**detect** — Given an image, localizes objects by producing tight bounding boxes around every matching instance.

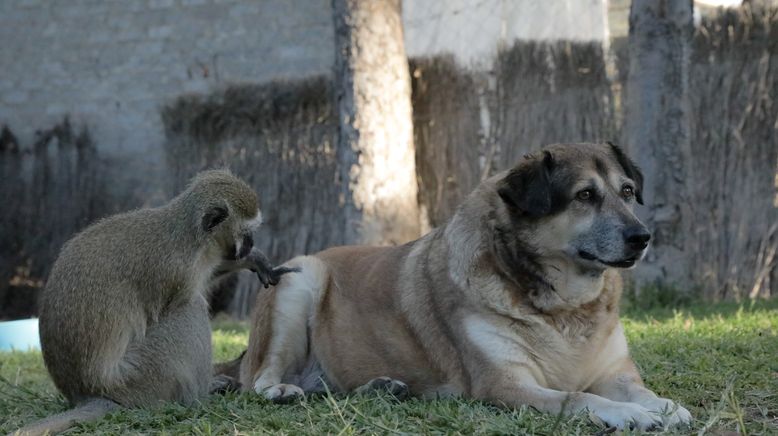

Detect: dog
[233,142,692,430]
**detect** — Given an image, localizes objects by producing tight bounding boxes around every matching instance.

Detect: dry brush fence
[161,77,344,263]
[686,5,778,299]
[0,120,139,318]
[411,41,616,228]
[410,55,484,227]
[492,41,617,168]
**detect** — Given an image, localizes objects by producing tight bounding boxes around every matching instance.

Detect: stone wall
[0,0,334,162]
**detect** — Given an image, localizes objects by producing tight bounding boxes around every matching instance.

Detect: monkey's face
[201,204,263,261]
[232,210,263,260]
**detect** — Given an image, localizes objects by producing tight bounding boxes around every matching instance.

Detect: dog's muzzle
[623,225,651,252]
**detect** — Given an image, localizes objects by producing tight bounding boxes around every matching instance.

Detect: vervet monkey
[13,170,292,435]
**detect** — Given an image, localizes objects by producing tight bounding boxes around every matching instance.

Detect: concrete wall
[0,0,334,158]
[0,0,607,163]
[404,0,608,66]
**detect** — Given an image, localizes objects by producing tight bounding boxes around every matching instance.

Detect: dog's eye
[622,185,634,199]
[576,189,593,201]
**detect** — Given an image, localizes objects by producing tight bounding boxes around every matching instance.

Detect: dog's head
[496,142,649,272]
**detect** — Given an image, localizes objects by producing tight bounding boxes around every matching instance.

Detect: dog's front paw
[591,402,662,431]
[355,376,409,400]
[644,397,693,428]
[255,382,304,404]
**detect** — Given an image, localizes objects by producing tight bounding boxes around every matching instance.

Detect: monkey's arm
[213,247,298,288]
[242,247,299,288]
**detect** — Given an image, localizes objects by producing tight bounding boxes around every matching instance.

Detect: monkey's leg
[109,297,212,407]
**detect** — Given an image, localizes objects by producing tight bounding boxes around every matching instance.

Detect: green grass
[2,300,776,435]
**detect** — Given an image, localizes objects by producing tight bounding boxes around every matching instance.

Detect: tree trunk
[332,0,421,245]
[625,0,694,288]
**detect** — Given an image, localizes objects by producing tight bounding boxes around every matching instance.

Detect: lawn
[2,299,776,435]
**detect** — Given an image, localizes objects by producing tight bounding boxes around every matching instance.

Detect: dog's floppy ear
[607,141,644,205]
[498,151,564,218]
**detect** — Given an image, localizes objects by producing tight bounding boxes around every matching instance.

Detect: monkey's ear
[607,141,644,205]
[202,206,229,232]
[497,151,564,218]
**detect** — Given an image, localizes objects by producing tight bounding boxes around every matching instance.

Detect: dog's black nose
[624,226,651,250]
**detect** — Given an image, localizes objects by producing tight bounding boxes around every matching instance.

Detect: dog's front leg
[241,256,326,403]
[587,357,692,428]
[474,369,663,430]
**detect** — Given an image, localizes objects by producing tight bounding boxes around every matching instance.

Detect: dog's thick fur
[235,143,692,430]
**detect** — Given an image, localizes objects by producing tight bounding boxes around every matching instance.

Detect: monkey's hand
[246,248,300,288]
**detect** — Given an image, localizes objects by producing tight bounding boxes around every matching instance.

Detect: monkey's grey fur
[13,170,290,435]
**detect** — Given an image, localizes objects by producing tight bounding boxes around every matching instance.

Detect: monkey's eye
[622,185,634,200]
[576,189,594,201]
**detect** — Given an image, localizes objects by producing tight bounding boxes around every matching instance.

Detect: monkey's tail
[10,397,118,436]
[213,350,246,381]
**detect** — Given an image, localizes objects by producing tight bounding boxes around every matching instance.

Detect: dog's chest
[464,311,623,392]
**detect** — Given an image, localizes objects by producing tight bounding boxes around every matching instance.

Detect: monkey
[12,170,294,435]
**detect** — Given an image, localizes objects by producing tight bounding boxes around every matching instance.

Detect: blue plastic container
[0,318,41,351]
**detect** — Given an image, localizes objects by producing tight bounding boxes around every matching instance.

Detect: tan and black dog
[234,142,692,430]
